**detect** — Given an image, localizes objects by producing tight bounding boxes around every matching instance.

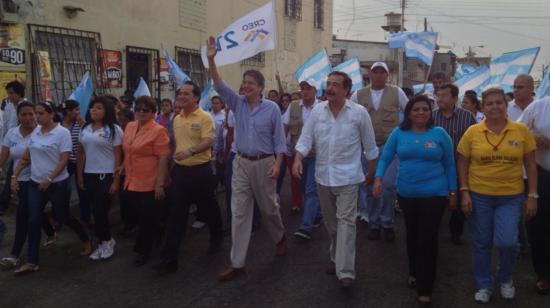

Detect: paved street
[0,184,547,308]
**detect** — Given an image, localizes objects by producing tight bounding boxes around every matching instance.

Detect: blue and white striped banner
[163,48,190,87]
[454,63,477,80]
[388,32,438,65]
[535,64,550,99]
[134,77,151,97]
[295,49,332,91]
[454,64,491,96]
[487,47,540,92]
[69,71,94,116]
[332,57,363,92]
[412,83,434,95]
[199,79,218,111]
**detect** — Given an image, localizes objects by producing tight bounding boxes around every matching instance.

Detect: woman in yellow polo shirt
[457,87,538,304]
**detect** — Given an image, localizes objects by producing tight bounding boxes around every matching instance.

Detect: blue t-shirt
[375,126,457,198]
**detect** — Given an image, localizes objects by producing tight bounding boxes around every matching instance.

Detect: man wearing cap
[294,71,378,288]
[283,79,321,240]
[351,61,408,242]
[206,36,288,282]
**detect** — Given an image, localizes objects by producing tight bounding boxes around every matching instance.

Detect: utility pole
[424,17,427,32]
[398,0,406,87]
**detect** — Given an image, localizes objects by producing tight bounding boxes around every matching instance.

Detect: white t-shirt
[3,125,31,181]
[79,124,123,174]
[518,97,550,171]
[507,99,530,121]
[29,124,72,183]
[350,87,409,111]
[281,99,319,126]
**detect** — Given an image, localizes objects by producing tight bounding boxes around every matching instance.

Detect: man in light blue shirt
[206,36,287,282]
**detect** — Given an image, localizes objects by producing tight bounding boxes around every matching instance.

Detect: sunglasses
[135,107,151,113]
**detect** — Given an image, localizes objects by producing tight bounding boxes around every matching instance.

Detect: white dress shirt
[507,99,531,121]
[295,100,379,187]
[518,97,550,171]
[281,99,320,125]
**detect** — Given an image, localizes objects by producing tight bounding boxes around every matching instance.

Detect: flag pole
[422,61,433,92]
[527,47,541,75]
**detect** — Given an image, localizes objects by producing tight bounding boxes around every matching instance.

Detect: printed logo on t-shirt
[191,123,201,130]
[424,141,437,149]
[508,139,521,148]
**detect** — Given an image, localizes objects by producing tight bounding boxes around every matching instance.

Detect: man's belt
[238,152,274,161]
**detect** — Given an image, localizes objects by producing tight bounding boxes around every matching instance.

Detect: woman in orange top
[122,96,169,266]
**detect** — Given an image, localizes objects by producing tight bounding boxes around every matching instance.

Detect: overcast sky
[333,0,550,79]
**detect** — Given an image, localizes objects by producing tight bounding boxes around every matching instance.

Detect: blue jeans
[358,154,369,218]
[297,157,321,232]
[366,145,398,229]
[469,192,523,290]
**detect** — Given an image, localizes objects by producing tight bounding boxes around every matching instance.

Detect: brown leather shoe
[325,262,336,275]
[218,267,246,281]
[275,235,288,256]
[340,278,354,288]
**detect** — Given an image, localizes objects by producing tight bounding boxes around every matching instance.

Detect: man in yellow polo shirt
[154,81,223,274]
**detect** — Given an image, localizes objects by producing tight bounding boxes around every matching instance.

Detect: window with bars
[285,0,302,21]
[175,47,206,88]
[241,52,265,67]
[314,0,324,29]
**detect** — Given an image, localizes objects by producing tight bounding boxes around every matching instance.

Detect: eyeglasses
[135,107,151,113]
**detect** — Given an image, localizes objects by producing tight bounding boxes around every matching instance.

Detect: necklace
[484,130,508,151]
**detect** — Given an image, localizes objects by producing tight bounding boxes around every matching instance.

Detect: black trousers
[449,193,465,237]
[83,173,113,241]
[127,191,160,257]
[399,195,447,297]
[527,166,550,279]
[119,175,137,230]
[161,163,223,264]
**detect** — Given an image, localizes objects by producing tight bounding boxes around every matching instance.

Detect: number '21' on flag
[201,1,277,68]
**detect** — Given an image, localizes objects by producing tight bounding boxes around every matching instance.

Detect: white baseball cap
[299,78,317,89]
[370,62,389,73]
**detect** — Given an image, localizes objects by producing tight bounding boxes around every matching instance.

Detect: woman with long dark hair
[373,95,457,305]
[10,102,91,273]
[77,96,123,260]
[0,102,36,269]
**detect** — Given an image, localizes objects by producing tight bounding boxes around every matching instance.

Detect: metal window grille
[28,24,104,105]
[241,52,265,67]
[285,0,302,21]
[314,0,324,30]
[175,46,206,88]
[126,46,160,99]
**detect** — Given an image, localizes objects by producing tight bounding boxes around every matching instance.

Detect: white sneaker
[360,215,369,223]
[474,289,492,304]
[500,281,515,300]
[101,238,116,259]
[192,221,206,229]
[89,242,105,261]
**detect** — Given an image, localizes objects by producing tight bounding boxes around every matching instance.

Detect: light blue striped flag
[454,64,491,96]
[163,48,190,87]
[68,71,94,116]
[535,65,550,99]
[134,77,151,97]
[332,57,363,92]
[295,49,332,92]
[199,79,218,111]
[454,63,477,80]
[412,83,434,95]
[488,47,540,92]
[388,32,438,65]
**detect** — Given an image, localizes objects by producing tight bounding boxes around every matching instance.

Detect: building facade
[0,0,332,104]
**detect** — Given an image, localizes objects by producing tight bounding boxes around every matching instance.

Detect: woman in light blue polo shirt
[77,96,123,260]
[0,102,35,270]
[10,102,91,273]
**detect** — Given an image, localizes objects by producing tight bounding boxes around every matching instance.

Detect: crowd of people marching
[0,36,548,305]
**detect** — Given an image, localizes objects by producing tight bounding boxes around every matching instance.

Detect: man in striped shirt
[433,83,476,245]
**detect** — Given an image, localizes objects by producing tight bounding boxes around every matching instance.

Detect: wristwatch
[528,192,539,199]
[190,147,198,156]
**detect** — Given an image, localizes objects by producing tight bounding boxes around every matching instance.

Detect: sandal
[14,263,39,274]
[0,256,19,269]
[407,276,417,288]
[536,279,550,295]
[43,233,57,248]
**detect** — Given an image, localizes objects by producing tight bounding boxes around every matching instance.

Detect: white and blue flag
[413,83,434,95]
[487,47,540,92]
[69,71,94,116]
[295,49,332,92]
[163,48,190,87]
[201,1,277,68]
[388,32,438,65]
[199,79,218,111]
[134,77,151,97]
[454,64,491,96]
[454,63,477,80]
[535,65,550,99]
[332,57,363,92]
